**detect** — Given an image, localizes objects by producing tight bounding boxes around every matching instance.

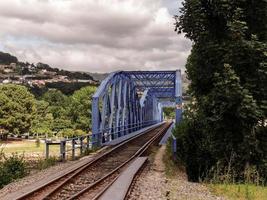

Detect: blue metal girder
[92,70,182,146]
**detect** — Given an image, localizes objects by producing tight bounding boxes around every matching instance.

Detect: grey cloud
[0,0,190,73]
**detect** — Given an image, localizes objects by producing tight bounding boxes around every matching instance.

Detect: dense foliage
[25,81,97,97]
[163,107,175,119]
[45,82,95,95]
[0,85,36,135]
[0,84,96,138]
[174,0,267,183]
[68,86,96,130]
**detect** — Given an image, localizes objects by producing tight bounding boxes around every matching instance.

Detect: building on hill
[2,79,11,84]
[76,79,95,83]
[0,64,10,72]
[0,63,17,73]
[10,63,16,68]
[40,69,57,76]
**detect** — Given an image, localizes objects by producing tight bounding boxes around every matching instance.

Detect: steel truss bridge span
[92,70,182,146]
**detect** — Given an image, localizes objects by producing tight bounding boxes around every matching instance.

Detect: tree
[68,86,96,131]
[174,0,267,182]
[42,89,69,119]
[0,84,36,135]
[30,100,53,137]
[52,118,73,133]
[42,89,68,107]
[58,129,86,138]
[163,107,175,119]
[39,87,97,136]
[41,89,74,134]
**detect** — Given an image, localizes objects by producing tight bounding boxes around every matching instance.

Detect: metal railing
[94,120,158,145]
[45,120,159,160]
[45,134,93,160]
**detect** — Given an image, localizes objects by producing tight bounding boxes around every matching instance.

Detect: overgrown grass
[36,156,58,170]
[209,184,267,200]
[164,140,185,177]
[2,140,59,157]
[81,147,97,157]
[206,158,267,199]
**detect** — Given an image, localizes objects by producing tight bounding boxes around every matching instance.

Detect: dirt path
[127,145,226,200]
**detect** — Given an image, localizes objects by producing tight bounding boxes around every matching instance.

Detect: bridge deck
[99,157,147,200]
[103,122,164,146]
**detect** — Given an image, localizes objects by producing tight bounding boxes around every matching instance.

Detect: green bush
[0,153,26,188]
[0,165,11,187]
[74,129,86,136]
[59,129,86,138]
[3,154,26,179]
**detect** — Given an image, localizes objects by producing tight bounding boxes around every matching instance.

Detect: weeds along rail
[16,122,171,200]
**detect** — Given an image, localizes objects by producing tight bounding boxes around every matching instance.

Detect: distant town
[1,62,99,85]
[0,51,102,90]
[0,51,113,96]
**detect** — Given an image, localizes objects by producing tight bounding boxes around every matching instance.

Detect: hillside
[0,51,99,96]
[0,51,95,81]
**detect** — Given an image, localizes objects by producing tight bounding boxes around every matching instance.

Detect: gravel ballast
[127,145,225,200]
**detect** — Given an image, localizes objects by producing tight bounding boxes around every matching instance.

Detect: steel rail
[42,123,168,199]
[69,123,170,200]
[15,122,166,200]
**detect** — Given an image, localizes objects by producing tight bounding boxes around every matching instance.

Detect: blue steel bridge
[91,70,182,146]
[7,70,183,200]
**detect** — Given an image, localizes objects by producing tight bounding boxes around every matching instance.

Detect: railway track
[16,122,171,200]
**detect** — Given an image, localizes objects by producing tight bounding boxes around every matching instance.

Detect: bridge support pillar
[92,97,100,147]
[175,70,183,124]
[175,96,182,124]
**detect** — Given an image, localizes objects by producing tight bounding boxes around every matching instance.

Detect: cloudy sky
[0,0,191,73]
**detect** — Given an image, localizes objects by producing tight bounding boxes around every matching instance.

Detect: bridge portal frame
[92,70,182,146]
